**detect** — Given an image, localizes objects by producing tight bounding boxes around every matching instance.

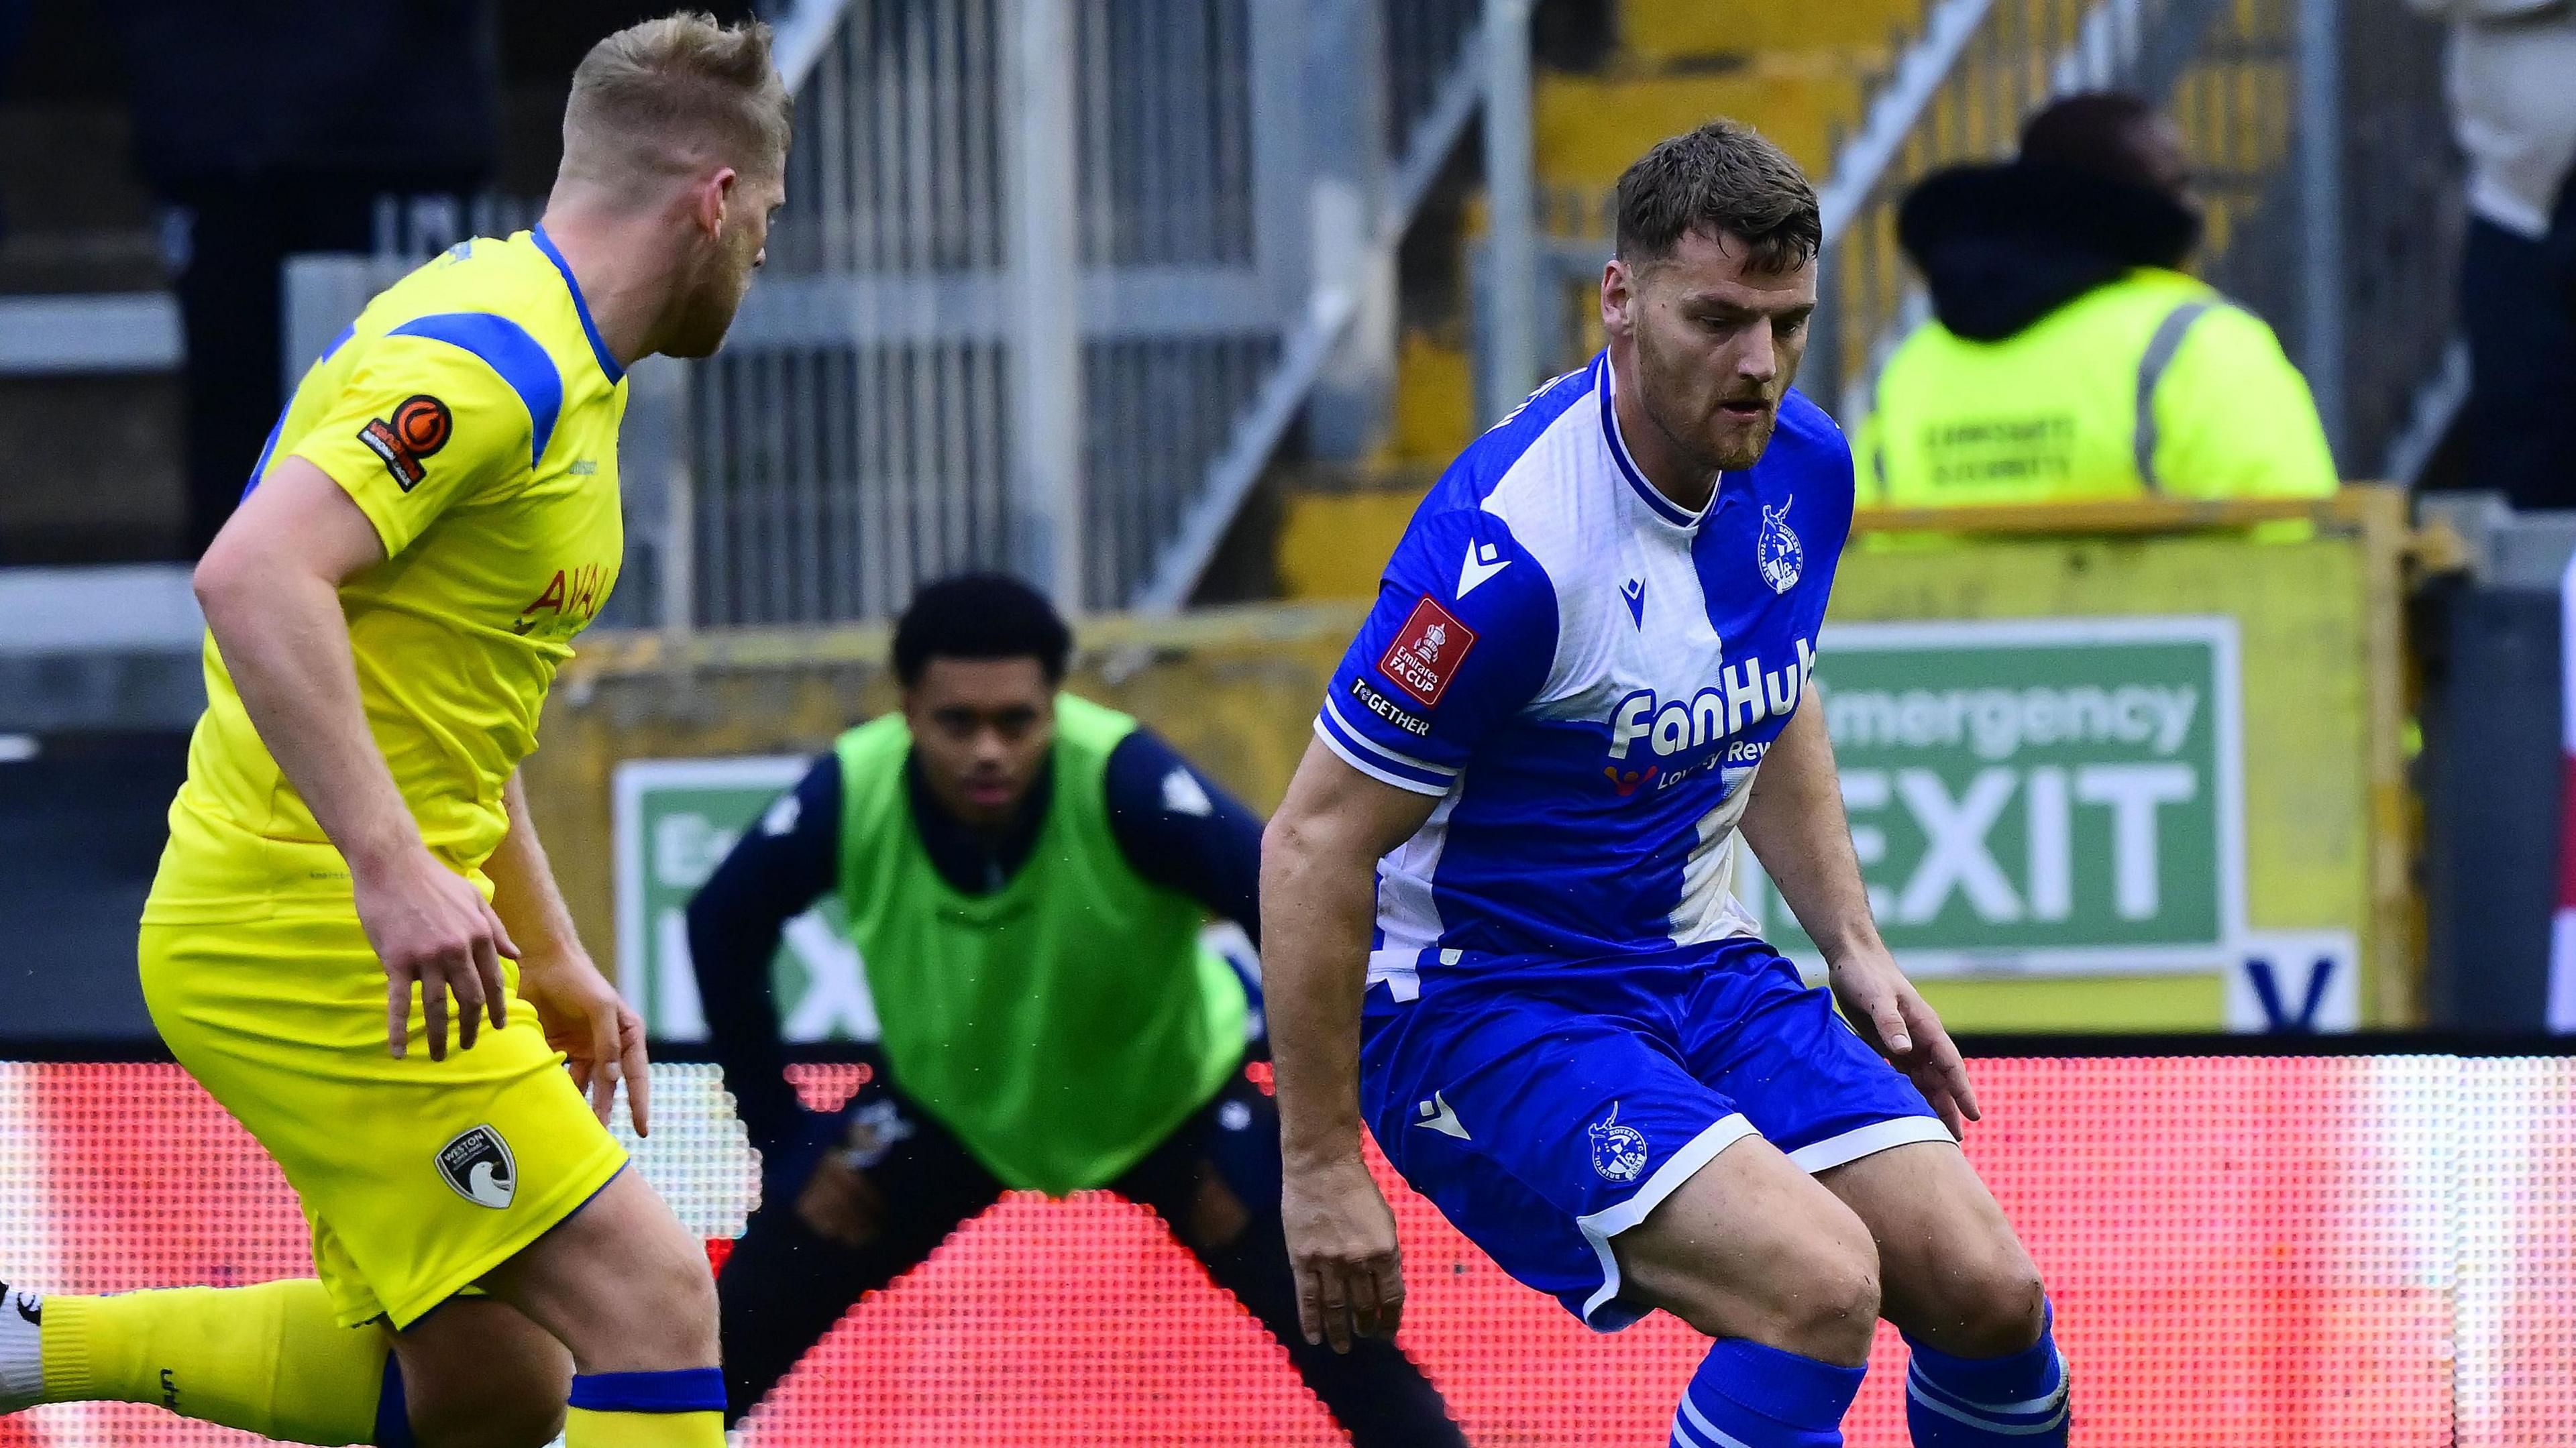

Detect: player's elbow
[190,539,259,625]
[1260,805,1341,888]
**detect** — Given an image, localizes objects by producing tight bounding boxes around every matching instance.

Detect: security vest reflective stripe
[1862,267,2337,507]
[2131,300,2213,488]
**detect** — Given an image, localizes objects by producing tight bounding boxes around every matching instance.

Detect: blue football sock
[1670,1337,1868,1448]
[1902,1302,2069,1446]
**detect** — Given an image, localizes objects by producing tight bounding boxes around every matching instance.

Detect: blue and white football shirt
[1316,351,1855,989]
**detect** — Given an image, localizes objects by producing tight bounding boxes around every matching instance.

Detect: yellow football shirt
[146,227,629,923]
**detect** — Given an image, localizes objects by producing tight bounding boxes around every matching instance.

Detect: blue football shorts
[1360,937,1949,1329]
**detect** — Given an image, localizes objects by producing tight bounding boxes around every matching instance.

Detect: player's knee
[641,1245,722,1363]
[569,1216,719,1368]
[1764,1228,1881,1365]
[1647,1208,1880,1366]
[1918,1243,2047,1358]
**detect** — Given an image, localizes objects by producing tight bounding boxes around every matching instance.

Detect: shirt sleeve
[1102,728,1265,942]
[1313,504,1559,795]
[284,325,545,557]
[2151,304,2341,501]
[685,754,842,1155]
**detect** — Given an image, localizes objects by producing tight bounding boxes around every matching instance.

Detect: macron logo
[1414,1091,1470,1140]
[1458,539,1510,598]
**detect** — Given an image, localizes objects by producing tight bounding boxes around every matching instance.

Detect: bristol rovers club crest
[1588,1104,1650,1184]
[1757,496,1803,594]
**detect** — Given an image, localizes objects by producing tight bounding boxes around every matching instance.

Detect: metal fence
[675,0,1485,626]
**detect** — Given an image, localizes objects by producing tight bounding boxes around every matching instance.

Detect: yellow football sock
[564,1370,727,1447]
[40,1278,394,1445]
[565,1406,727,1445]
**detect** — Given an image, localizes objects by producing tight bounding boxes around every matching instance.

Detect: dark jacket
[1897,161,2204,341]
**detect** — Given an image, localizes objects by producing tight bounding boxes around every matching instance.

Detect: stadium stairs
[0,83,184,566]
[1272,0,1926,601]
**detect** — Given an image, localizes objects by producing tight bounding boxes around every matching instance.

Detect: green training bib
[833,694,1246,1194]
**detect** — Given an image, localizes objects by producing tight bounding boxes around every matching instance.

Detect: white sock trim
[1672,1401,1756,1448]
[0,1287,43,1410]
[1909,1349,2070,1418]
[1907,1382,2071,1436]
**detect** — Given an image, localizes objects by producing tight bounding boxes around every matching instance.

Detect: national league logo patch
[1379,596,1478,706]
[435,1125,518,1209]
[357,394,453,492]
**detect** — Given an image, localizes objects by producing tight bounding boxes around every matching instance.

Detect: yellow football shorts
[138,914,628,1330]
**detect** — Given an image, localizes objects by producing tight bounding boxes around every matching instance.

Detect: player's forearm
[488,775,583,958]
[1740,697,1886,963]
[1259,814,1379,1170]
[195,561,421,876]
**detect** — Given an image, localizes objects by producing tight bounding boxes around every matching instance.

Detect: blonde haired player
[1,14,789,1447]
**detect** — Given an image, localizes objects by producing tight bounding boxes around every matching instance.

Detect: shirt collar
[904,751,1053,895]
[1597,352,1718,532]
[531,225,625,386]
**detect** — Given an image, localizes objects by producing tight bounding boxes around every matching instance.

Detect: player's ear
[696,166,740,240]
[1601,260,1635,340]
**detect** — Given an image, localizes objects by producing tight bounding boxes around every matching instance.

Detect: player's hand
[354,844,516,1062]
[1281,1153,1405,1353]
[794,1153,888,1249]
[1829,944,1981,1137]
[519,946,651,1137]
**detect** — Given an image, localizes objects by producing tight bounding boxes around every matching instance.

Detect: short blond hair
[563,11,793,182]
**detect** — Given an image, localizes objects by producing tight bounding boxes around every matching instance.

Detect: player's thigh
[1368,976,1869,1349]
[482,1163,717,1374]
[1115,1067,1277,1254]
[1613,1130,1882,1361]
[394,1297,572,1448]
[1816,1140,2046,1356]
[1680,946,1950,1170]
[142,919,627,1330]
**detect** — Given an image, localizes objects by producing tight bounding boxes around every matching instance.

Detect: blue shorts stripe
[388,312,564,467]
[566,1368,726,1414]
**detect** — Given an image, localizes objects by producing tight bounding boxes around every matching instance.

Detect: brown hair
[2019,91,2167,190]
[1614,119,1821,273]
[563,11,793,182]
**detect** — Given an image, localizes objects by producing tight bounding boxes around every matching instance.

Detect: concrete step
[1275,467,1435,601]
[1391,328,1475,465]
[0,102,166,294]
[1622,0,1929,62]
[0,372,186,564]
[1536,62,1868,189]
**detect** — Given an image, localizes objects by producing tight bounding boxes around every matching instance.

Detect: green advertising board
[613,757,880,1041]
[608,616,2355,1034]
[613,756,1260,1039]
[1737,616,2248,978]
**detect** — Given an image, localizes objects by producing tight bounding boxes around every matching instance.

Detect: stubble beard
[1638,333,1776,478]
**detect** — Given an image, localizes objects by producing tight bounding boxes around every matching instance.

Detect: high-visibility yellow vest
[1859,268,2339,508]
